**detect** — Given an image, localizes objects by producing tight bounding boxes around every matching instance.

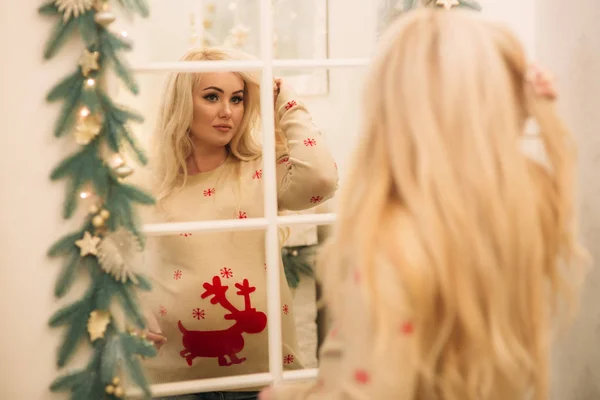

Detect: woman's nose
[219,103,233,119]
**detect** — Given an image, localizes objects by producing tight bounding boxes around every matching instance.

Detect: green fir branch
[77,12,99,47]
[43,1,154,398]
[47,71,82,102]
[115,284,146,329]
[48,229,85,257]
[57,300,93,367]
[55,252,82,298]
[44,17,78,59]
[99,30,139,94]
[50,369,87,392]
[104,29,133,51]
[39,2,60,16]
[53,78,84,137]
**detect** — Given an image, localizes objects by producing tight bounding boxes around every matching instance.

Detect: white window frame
[128,0,370,397]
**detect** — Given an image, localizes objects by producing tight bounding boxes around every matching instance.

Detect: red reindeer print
[285,100,297,110]
[178,276,267,367]
[310,196,323,204]
[283,354,295,365]
[204,188,215,197]
[277,156,289,165]
[238,211,248,219]
[303,138,317,147]
[252,169,262,179]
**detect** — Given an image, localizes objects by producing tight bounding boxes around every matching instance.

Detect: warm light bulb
[86,78,95,87]
[121,31,128,38]
[80,192,91,199]
[80,107,90,117]
[110,153,124,168]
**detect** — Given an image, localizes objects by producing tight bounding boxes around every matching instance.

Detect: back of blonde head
[322,9,586,400]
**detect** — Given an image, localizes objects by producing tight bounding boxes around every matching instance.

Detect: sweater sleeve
[269,263,417,400]
[275,84,339,211]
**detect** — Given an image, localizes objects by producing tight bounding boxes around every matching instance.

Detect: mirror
[109,0,373,393]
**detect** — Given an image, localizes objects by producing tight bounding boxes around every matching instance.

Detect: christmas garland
[40,1,157,399]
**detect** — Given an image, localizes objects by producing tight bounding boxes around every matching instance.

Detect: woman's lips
[213,125,232,133]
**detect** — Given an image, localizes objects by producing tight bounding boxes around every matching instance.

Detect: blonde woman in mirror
[139,47,338,399]
[261,8,587,400]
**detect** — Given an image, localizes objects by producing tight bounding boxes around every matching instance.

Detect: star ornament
[79,49,100,77]
[436,0,460,10]
[75,231,101,256]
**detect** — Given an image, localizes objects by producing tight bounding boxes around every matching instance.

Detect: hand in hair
[527,63,557,100]
[273,78,282,103]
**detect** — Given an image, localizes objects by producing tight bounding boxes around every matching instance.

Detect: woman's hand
[273,78,282,104]
[259,387,274,400]
[145,330,168,351]
[527,63,557,100]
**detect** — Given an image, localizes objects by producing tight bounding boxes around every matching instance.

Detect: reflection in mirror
[114,56,366,391]
[137,0,329,96]
[112,45,370,393]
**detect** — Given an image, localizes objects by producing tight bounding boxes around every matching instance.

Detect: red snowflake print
[303,138,317,147]
[238,211,248,219]
[354,369,370,384]
[354,269,361,284]
[203,188,215,197]
[277,156,290,165]
[192,308,206,320]
[158,305,167,317]
[180,233,192,237]
[173,270,183,280]
[400,321,414,335]
[220,267,233,279]
[285,100,297,110]
[283,354,295,364]
[253,169,262,179]
[283,304,289,315]
[310,196,323,204]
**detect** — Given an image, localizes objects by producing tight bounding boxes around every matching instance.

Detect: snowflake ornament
[97,228,142,284]
[55,0,95,21]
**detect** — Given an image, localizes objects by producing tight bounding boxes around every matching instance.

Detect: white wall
[536,1,600,398]
[0,0,545,399]
[0,1,85,399]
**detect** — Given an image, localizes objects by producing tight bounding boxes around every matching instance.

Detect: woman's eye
[231,96,244,104]
[204,94,219,102]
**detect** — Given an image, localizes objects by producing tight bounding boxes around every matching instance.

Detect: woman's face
[189,72,245,151]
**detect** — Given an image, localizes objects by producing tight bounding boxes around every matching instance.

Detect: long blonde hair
[150,47,285,203]
[322,9,586,400]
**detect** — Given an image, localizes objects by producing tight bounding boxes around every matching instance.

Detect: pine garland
[40,1,156,399]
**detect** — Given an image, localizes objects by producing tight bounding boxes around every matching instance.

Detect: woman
[141,47,338,400]
[262,8,586,400]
